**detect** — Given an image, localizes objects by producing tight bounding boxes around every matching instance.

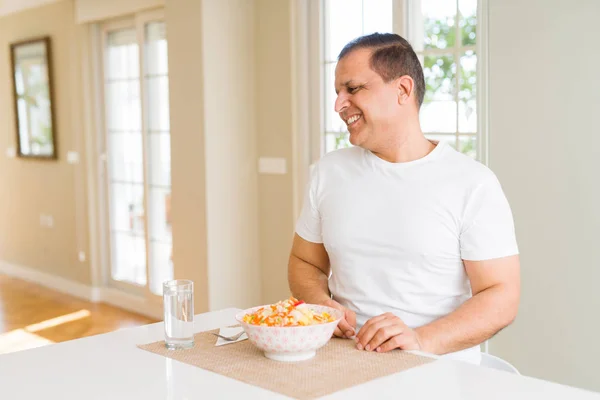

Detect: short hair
[338,33,425,108]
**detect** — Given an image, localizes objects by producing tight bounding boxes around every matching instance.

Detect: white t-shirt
[295,141,519,364]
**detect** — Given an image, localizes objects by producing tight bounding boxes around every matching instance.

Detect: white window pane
[363,0,393,34]
[325,63,347,133]
[458,135,476,158]
[16,99,30,153]
[420,101,457,133]
[149,186,172,243]
[107,28,137,47]
[108,132,144,183]
[420,0,457,23]
[459,0,477,46]
[425,133,457,150]
[148,185,172,296]
[423,54,456,102]
[109,182,145,234]
[106,81,141,131]
[325,132,351,153]
[325,133,337,153]
[149,133,171,186]
[458,101,476,133]
[146,76,170,131]
[106,27,146,286]
[144,20,172,296]
[420,0,457,50]
[459,0,476,18]
[459,51,476,133]
[111,232,147,285]
[105,22,173,290]
[149,240,173,295]
[145,22,168,75]
[107,29,138,79]
[325,0,363,61]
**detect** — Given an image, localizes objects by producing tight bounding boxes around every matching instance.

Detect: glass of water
[163,279,194,349]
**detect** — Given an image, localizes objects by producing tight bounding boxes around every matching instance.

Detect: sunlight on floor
[0,309,91,355]
[26,309,91,332]
[0,329,54,354]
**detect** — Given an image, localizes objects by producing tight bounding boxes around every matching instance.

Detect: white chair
[480,352,520,374]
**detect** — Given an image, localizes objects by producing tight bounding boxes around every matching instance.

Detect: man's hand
[323,298,356,339]
[355,313,422,352]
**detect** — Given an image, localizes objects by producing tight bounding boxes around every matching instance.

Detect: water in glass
[163,279,194,349]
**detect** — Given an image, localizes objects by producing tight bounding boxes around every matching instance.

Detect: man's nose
[334,92,349,113]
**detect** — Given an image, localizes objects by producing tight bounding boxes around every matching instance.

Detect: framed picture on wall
[10,36,58,159]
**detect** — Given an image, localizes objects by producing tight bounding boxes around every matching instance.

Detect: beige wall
[165,0,209,313]
[0,0,297,312]
[0,0,91,285]
[487,0,600,392]
[75,0,163,23]
[255,0,296,304]
[0,0,62,18]
[202,0,261,310]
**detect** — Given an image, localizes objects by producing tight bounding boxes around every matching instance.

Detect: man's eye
[348,87,359,94]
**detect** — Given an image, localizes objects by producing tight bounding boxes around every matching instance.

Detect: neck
[370,118,435,163]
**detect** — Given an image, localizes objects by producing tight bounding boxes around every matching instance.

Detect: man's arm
[288,233,357,338]
[356,254,520,354]
[415,254,520,354]
[288,233,331,305]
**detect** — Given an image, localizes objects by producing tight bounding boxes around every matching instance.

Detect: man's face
[334,48,401,150]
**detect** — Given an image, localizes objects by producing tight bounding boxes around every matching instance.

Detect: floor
[0,274,157,354]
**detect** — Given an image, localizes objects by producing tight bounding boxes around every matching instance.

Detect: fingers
[332,326,344,338]
[346,309,357,333]
[355,313,412,352]
[376,334,411,353]
[355,313,395,343]
[337,317,355,338]
[366,324,405,352]
[324,299,356,339]
[355,318,398,351]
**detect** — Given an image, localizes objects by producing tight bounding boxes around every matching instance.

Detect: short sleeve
[295,164,323,243]
[460,173,519,261]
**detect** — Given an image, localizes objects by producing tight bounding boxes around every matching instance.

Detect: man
[288,33,520,364]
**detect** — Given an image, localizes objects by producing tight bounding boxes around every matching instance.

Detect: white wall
[487,0,600,392]
[202,0,262,310]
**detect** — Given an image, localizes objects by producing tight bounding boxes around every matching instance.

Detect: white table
[0,308,598,399]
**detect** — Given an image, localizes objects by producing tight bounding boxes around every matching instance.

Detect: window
[409,0,478,158]
[320,0,479,159]
[101,12,172,296]
[322,0,393,153]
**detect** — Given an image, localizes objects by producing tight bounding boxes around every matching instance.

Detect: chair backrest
[480,353,520,374]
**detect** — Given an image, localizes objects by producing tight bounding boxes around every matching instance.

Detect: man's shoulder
[439,145,498,186]
[316,146,364,170]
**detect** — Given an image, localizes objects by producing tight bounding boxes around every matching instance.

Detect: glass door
[101,10,173,297]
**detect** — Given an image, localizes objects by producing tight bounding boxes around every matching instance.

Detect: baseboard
[0,260,95,301]
[99,288,163,320]
[0,260,162,320]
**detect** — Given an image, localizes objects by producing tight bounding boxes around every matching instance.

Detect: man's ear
[397,75,414,105]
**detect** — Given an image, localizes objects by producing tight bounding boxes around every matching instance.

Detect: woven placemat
[138,329,434,399]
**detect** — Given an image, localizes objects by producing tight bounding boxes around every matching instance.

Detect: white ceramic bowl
[235,304,343,362]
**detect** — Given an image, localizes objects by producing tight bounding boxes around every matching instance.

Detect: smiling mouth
[345,114,362,127]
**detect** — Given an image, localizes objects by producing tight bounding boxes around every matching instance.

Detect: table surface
[0,308,598,399]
